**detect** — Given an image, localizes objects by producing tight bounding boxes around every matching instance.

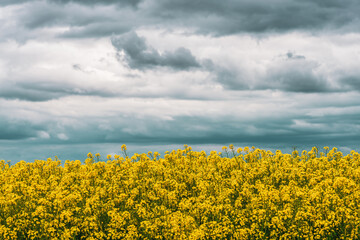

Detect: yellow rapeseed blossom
[1,146,360,239]
[121,144,127,151]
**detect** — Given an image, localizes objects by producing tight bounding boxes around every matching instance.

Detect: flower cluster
[1,146,360,239]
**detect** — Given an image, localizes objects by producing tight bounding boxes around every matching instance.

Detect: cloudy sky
[1,0,360,162]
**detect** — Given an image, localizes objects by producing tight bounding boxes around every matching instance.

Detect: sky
[1,0,360,163]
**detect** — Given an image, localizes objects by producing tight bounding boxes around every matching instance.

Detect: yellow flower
[2,145,359,239]
[121,144,127,151]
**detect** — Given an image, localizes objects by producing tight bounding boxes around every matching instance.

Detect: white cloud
[38,131,50,139]
[57,133,69,141]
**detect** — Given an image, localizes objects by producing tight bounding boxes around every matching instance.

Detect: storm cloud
[111,32,201,70]
[1,0,360,162]
[1,0,141,7]
[3,0,360,42]
[147,0,360,35]
[50,0,141,7]
[0,120,39,140]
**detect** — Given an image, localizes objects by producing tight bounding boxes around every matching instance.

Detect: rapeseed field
[1,145,360,239]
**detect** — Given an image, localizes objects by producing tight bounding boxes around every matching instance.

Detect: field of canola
[1,145,360,239]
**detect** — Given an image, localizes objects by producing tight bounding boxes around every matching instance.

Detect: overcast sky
[1,0,360,162]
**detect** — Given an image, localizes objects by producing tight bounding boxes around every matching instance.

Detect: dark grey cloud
[6,0,360,41]
[0,0,29,6]
[20,4,110,29]
[4,108,359,148]
[0,87,60,102]
[0,114,282,144]
[17,1,131,36]
[50,0,142,7]
[148,0,360,35]
[210,52,332,93]
[111,32,201,70]
[3,1,135,41]
[341,76,360,91]
[0,118,42,140]
[1,0,141,7]
[0,80,59,101]
[263,56,328,93]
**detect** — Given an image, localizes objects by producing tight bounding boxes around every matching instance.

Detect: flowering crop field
[1,145,360,239]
